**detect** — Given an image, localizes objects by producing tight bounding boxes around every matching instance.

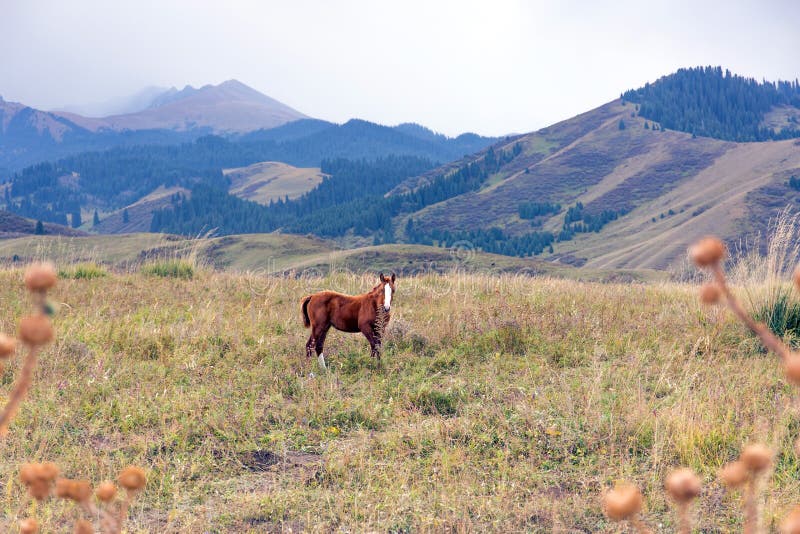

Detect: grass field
[0,265,798,531]
[0,233,660,282]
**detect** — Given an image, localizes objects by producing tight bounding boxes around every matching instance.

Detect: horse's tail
[301,295,312,328]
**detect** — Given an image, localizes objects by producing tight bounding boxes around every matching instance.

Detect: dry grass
[0,265,797,531]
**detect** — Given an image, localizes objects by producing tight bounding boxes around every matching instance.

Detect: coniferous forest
[622,66,800,141]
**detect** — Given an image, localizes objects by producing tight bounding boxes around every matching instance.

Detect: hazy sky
[1,0,798,136]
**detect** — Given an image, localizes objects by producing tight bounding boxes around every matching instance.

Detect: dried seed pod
[719,460,749,488]
[23,262,57,292]
[118,466,146,491]
[95,481,117,502]
[740,443,773,473]
[20,462,59,500]
[0,333,16,358]
[18,314,54,346]
[665,467,701,503]
[603,482,643,520]
[56,479,93,503]
[794,265,800,292]
[55,478,74,498]
[699,283,722,305]
[689,237,726,267]
[782,505,800,534]
[74,518,93,534]
[783,353,800,385]
[19,518,39,534]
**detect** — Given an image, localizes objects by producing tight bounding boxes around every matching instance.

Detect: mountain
[1,118,497,232]
[389,92,800,269]
[8,66,797,272]
[0,80,307,173]
[50,80,307,134]
[54,86,170,117]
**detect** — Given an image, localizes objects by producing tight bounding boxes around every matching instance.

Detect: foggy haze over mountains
[1,0,798,137]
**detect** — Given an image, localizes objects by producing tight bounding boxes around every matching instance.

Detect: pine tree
[34,220,44,235]
[618,120,626,130]
[122,209,130,224]
[71,210,82,228]
[93,210,100,225]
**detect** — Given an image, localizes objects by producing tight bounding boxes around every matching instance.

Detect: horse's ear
[391,272,396,283]
[379,272,387,283]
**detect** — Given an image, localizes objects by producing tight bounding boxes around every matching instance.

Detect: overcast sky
[1,0,798,136]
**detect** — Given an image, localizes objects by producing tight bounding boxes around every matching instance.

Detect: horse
[301,272,396,368]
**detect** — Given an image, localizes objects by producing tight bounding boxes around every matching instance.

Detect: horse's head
[378,272,396,312]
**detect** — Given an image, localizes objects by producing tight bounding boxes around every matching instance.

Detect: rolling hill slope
[0,233,656,281]
[224,161,327,204]
[391,99,800,270]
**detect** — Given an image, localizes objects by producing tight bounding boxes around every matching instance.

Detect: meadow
[0,263,797,532]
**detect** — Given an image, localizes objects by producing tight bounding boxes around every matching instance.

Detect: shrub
[141,260,194,279]
[59,262,108,280]
[754,287,800,342]
[409,388,460,416]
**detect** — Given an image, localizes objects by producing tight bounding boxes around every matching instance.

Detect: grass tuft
[59,262,108,280]
[140,260,194,279]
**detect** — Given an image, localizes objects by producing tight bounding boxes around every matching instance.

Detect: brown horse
[301,273,396,368]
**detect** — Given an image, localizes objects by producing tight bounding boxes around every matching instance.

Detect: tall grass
[140,259,194,279]
[731,208,800,340]
[59,262,108,280]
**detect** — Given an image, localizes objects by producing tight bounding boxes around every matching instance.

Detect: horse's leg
[314,324,330,369]
[359,323,380,361]
[305,334,315,360]
[372,324,383,362]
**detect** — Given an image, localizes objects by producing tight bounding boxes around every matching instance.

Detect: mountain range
[2,66,800,272]
[0,80,307,173]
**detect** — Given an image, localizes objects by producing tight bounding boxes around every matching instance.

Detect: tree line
[622,66,800,141]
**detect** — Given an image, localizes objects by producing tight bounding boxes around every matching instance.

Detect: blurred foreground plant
[603,237,800,533]
[1,264,146,533]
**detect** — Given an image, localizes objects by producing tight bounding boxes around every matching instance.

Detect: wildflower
[56,478,93,503]
[783,354,800,385]
[20,462,59,500]
[118,466,146,491]
[19,518,39,534]
[23,262,58,292]
[719,460,749,488]
[603,482,642,520]
[95,481,117,502]
[740,443,773,473]
[781,505,800,534]
[689,237,726,267]
[665,467,701,503]
[699,283,722,305]
[794,266,800,292]
[74,519,93,534]
[0,334,16,357]
[18,314,54,346]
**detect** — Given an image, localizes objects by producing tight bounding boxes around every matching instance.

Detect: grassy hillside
[92,186,190,234]
[224,161,326,204]
[0,233,649,281]
[393,100,800,270]
[0,210,86,238]
[0,268,796,530]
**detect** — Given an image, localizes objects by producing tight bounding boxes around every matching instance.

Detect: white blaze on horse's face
[384,282,392,312]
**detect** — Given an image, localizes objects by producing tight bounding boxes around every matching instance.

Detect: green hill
[0,233,659,282]
[391,98,800,269]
